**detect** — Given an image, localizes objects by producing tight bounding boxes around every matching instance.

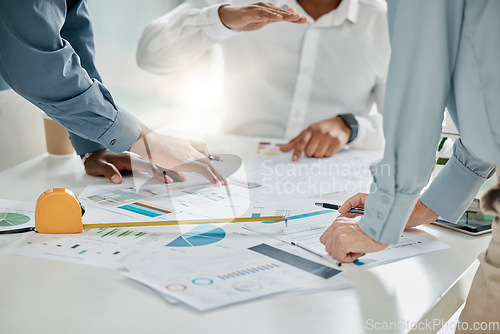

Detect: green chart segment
[166,224,226,247]
[0,213,31,227]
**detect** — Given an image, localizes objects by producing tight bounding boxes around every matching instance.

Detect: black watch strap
[339,114,359,144]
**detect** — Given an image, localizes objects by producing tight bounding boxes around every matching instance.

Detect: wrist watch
[339,114,359,144]
[81,152,93,166]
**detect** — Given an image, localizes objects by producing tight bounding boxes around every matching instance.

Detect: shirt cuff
[69,132,106,156]
[96,107,141,153]
[199,4,241,40]
[359,188,419,244]
[420,149,495,223]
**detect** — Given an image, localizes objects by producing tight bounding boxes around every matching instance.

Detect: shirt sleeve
[348,6,389,152]
[420,139,496,222]
[137,1,240,74]
[350,79,386,151]
[358,0,466,244]
[0,0,140,155]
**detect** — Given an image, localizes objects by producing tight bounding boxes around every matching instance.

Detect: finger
[325,144,337,158]
[314,137,331,158]
[181,161,221,186]
[292,131,312,161]
[304,133,322,157]
[338,193,368,214]
[127,155,171,183]
[250,8,285,23]
[327,138,344,157]
[320,222,337,244]
[279,137,298,152]
[342,252,365,263]
[340,212,362,219]
[258,3,299,16]
[200,157,227,185]
[319,231,328,245]
[258,3,302,21]
[100,162,123,184]
[163,172,174,184]
[149,163,174,183]
[164,169,186,182]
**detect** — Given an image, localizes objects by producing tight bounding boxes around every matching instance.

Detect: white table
[0,147,491,334]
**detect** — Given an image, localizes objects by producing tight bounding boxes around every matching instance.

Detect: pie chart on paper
[166,224,226,247]
[0,213,31,227]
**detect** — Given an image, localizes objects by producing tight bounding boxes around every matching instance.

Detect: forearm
[0,0,141,153]
[137,1,239,74]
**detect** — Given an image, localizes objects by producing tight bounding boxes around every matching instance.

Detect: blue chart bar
[249,243,340,279]
[255,210,332,224]
[287,210,332,221]
[118,203,163,217]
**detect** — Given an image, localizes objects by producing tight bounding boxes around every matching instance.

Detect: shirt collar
[322,0,359,26]
[275,0,360,26]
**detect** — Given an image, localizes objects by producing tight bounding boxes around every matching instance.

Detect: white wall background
[88,0,224,132]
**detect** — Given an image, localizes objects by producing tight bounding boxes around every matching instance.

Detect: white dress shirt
[137,0,390,149]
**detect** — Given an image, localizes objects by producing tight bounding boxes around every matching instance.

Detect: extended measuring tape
[32,188,286,234]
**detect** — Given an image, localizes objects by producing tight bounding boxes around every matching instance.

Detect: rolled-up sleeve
[0,0,140,154]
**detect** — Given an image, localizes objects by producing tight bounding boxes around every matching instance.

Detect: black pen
[315,202,365,215]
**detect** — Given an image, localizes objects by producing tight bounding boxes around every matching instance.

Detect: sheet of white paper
[79,175,255,224]
[247,209,450,268]
[124,245,352,312]
[4,221,283,269]
[0,199,35,232]
[0,199,36,252]
[240,139,375,201]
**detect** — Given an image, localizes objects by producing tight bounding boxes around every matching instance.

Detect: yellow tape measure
[35,188,84,234]
[34,188,286,234]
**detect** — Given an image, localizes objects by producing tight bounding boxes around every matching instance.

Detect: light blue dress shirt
[360,0,500,244]
[0,0,141,155]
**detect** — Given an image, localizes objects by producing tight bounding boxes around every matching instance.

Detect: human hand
[83,149,186,184]
[129,126,225,185]
[218,3,307,31]
[320,216,389,263]
[337,192,368,218]
[279,116,351,161]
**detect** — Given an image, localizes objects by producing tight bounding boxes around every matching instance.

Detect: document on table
[124,244,353,311]
[0,199,35,232]
[2,219,287,270]
[78,174,255,224]
[241,139,376,201]
[0,199,35,251]
[246,207,450,268]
